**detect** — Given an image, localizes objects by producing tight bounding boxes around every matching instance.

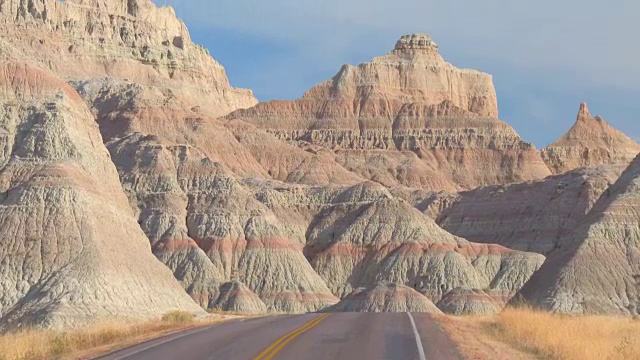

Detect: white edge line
[112,324,217,360]
[407,312,427,360]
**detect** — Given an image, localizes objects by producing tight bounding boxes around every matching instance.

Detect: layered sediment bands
[227,36,550,190]
[329,282,443,313]
[424,165,625,255]
[0,0,257,118]
[304,198,545,301]
[106,131,339,313]
[4,0,618,319]
[519,155,640,316]
[0,62,202,330]
[224,119,364,186]
[542,103,640,174]
[437,287,503,315]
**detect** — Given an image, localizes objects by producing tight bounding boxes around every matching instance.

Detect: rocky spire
[541,103,640,174]
[577,102,591,120]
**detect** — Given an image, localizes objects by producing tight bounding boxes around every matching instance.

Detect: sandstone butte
[225,34,552,190]
[0,0,639,331]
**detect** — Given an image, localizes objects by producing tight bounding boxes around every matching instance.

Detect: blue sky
[164,0,639,147]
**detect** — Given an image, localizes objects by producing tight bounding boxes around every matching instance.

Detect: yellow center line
[254,313,331,360]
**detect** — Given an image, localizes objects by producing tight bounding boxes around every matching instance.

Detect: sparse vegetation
[0,311,219,360]
[489,307,640,360]
[161,310,196,323]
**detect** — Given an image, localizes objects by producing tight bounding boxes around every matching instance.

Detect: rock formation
[2,0,637,324]
[329,282,443,313]
[542,103,640,174]
[226,34,551,190]
[214,281,267,314]
[518,155,640,316]
[422,165,625,254]
[0,57,203,331]
[0,0,257,118]
[304,196,545,302]
[437,287,503,315]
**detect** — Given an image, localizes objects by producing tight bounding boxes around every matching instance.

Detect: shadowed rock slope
[421,165,625,255]
[519,155,640,316]
[542,103,640,174]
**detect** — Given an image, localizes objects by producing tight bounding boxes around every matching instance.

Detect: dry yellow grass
[0,311,221,360]
[491,307,640,360]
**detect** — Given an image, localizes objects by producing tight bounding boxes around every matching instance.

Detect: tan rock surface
[519,155,640,315]
[542,103,640,174]
[0,0,257,118]
[0,60,203,331]
[227,35,551,190]
[329,282,443,313]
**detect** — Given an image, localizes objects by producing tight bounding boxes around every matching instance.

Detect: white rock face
[0,60,203,331]
[4,0,636,323]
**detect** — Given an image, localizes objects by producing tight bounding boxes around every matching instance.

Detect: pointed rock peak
[577,102,593,122]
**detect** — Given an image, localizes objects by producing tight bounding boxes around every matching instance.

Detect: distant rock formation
[542,103,640,174]
[227,34,551,190]
[329,282,443,313]
[519,155,640,315]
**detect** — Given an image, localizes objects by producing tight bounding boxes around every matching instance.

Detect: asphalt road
[97,313,462,360]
